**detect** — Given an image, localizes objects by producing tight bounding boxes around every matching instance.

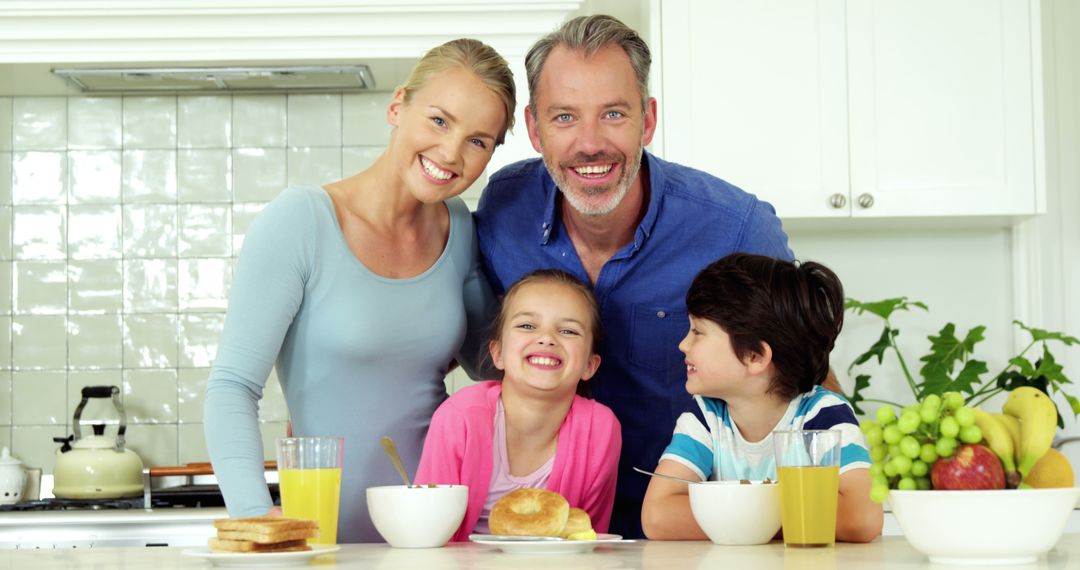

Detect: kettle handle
[72,385,128,453]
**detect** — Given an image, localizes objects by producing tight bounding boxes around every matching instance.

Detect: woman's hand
[267,506,283,517]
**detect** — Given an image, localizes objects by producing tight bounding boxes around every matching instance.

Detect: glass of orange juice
[276,436,343,544]
[773,429,841,547]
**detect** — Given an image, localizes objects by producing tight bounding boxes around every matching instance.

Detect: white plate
[469,533,630,554]
[181,544,341,567]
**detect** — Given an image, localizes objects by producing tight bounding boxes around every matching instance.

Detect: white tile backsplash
[68,97,122,150]
[0,152,12,205]
[0,98,12,151]
[12,206,65,260]
[1,92,407,472]
[68,150,122,204]
[12,98,67,151]
[13,261,67,315]
[122,96,177,149]
[287,94,341,147]
[13,151,66,204]
[178,96,232,149]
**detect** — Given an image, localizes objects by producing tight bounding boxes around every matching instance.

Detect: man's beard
[542,144,643,217]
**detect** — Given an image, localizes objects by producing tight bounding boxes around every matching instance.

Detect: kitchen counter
[0,507,227,549]
[2,534,1078,569]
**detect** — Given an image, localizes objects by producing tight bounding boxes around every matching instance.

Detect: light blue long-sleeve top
[204,185,493,543]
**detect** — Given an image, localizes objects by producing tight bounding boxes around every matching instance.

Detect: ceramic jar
[0,447,27,505]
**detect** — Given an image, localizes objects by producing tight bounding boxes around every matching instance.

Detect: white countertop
[1,534,1078,569]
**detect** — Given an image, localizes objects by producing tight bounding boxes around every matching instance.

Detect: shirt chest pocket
[628,304,689,372]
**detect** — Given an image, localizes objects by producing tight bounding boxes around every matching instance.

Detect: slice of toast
[213,516,319,534]
[208,537,311,553]
[216,528,317,543]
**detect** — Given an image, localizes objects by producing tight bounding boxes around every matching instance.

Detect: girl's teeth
[421,157,452,180]
[528,356,560,366]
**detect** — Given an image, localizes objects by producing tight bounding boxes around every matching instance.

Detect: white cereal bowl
[689,481,781,545]
[367,484,468,548]
[888,488,1080,565]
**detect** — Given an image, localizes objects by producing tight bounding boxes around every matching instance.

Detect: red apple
[931,444,1006,490]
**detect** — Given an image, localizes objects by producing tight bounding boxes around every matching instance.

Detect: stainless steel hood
[51,64,375,93]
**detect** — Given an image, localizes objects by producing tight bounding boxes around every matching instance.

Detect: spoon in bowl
[633,466,699,485]
[380,436,414,488]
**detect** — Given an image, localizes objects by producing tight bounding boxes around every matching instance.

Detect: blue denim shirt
[475,151,793,529]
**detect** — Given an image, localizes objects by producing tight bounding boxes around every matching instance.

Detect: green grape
[940,416,960,438]
[897,477,917,491]
[911,460,928,477]
[936,437,958,458]
[870,445,886,462]
[899,435,921,459]
[919,443,939,464]
[944,391,965,410]
[866,427,883,447]
[959,424,983,444]
[922,394,942,410]
[872,473,889,489]
[897,411,920,434]
[869,462,884,479]
[870,484,890,503]
[902,404,919,416]
[860,419,878,434]
[876,406,897,425]
[883,424,903,445]
[954,406,975,428]
[888,445,902,459]
[916,477,932,490]
[883,461,899,478]
[919,406,940,424]
[892,455,913,476]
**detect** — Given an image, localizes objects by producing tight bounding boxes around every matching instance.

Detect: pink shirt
[473,399,555,534]
[415,381,622,542]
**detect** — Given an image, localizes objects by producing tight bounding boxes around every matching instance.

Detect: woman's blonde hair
[398,38,516,145]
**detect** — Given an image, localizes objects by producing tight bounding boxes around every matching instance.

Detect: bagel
[559,507,596,540]
[489,488,569,536]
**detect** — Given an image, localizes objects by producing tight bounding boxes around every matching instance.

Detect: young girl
[640,253,882,543]
[415,269,621,542]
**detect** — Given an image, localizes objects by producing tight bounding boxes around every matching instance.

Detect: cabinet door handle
[857,193,875,208]
[829,193,847,208]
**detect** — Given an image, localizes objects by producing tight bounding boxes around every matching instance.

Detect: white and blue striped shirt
[660,386,871,481]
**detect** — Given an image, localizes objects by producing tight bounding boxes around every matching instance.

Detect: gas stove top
[0,497,171,512]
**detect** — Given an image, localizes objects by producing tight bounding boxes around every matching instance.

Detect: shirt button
[657,311,666,318]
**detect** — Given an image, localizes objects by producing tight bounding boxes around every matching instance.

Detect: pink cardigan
[415,381,622,542]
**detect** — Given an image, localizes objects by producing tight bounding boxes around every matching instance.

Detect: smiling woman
[203,38,517,544]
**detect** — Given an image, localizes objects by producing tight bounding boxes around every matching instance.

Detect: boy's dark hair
[686,253,844,400]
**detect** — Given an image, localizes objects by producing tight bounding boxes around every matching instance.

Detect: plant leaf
[1014,320,1080,346]
[846,297,928,320]
[849,374,872,416]
[919,360,987,397]
[1064,393,1080,418]
[951,359,989,394]
[919,324,985,376]
[847,327,896,373]
[1008,356,1037,378]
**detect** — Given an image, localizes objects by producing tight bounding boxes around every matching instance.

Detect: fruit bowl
[889,488,1080,565]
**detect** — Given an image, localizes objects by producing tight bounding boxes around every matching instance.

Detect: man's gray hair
[525,14,652,114]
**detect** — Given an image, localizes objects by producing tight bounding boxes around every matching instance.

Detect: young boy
[640,253,882,543]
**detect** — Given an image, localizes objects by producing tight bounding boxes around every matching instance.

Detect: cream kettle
[52,386,144,499]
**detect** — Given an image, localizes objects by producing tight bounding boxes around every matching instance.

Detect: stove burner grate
[0,497,169,512]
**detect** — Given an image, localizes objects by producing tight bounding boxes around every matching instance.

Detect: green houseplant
[844,297,1080,427]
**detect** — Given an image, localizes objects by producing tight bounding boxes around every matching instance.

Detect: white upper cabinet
[655,0,1043,219]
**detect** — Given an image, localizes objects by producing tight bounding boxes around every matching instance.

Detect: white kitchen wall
[0,91,396,473]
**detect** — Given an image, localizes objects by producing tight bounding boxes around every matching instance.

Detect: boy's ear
[579,354,602,382]
[744,341,773,375]
[489,340,506,371]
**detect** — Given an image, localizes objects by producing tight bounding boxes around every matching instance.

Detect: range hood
[51,65,375,93]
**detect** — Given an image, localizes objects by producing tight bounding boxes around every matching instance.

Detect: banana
[994,413,1022,455]
[1002,387,1059,482]
[972,408,1020,487]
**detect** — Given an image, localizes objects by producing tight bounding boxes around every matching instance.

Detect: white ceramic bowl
[689,481,781,545]
[889,488,1080,565]
[366,485,468,548]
